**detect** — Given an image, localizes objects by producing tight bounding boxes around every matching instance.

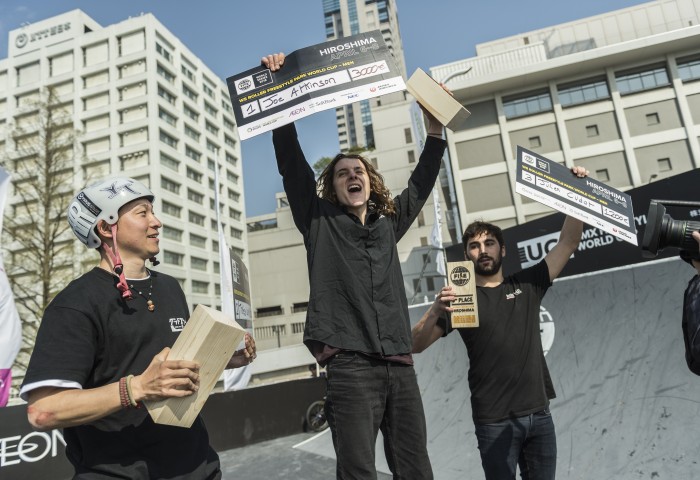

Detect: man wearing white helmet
[20,176,256,479]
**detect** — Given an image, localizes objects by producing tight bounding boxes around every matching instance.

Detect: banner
[222,248,253,391]
[227,30,406,140]
[0,167,22,407]
[515,146,637,245]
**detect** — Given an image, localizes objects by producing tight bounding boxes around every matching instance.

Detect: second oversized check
[515,146,638,245]
[227,31,405,140]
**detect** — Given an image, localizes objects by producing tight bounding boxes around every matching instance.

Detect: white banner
[0,167,22,406]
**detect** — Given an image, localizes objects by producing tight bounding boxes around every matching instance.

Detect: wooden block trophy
[447,261,479,328]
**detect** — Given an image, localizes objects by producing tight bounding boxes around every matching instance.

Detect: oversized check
[515,146,638,245]
[226,31,405,140]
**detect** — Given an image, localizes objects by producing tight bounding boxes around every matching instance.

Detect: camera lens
[660,216,700,251]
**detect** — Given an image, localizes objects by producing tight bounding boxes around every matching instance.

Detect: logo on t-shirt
[505,288,522,300]
[169,317,187,332]
[540,306,555,356]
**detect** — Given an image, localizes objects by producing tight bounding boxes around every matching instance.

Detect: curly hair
[317,153,396,216]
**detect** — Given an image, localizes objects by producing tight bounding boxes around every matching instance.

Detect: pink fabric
[0,369,11,407]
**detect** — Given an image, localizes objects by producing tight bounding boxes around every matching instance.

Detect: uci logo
[450,266,470,286]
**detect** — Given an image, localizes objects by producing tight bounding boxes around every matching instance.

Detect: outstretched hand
[571,166,589,178]
[131,347,200,402]
[418,82,451,137]
[431,286,455,316]
[262,52,285,72]
[228,333,257,369]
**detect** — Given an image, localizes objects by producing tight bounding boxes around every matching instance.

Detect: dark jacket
[683,274,700,375]
[273,123,446,358]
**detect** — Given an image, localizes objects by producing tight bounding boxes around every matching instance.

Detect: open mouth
[348,184,362,193]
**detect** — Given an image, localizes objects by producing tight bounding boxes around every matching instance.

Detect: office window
[187,167,203,182]
[595,168,610,182]
[225,153,237,166]
[160,153,179,171]
[191,256,208,270]
[206,140,219,153]
[224,135,236,148]
[558,78,609,107]
[162,226,183,241]
[161,177,180,194]
[155,42,172,62]
[183,85,198,102]
[413,278,422,294]
[658,158,672,171]
[191,280,208,294]
[187,189,204,204]
[586,125,599,137]
[189,211,205,226]
[503,89,552,119]
[158,107,177,126]
[190,233,207,248]
[206,122,219,135]
[184,105,199,122]
[185,125,200,141]
[407,150,415,164]
[157,85,176,105]
[230,227,243,239]
[417,211,425,227]
[646,113,660,125]
[204,102,218,117]
[616,66,669,95]
[118,30,145,56]
[529,136,541,148]
[163,250,183,265]
[185,146,201,162]
[156,63,175,83]
[181,64,195,82]
[162,201,181,217]
[678,55,700,82]
[227,171,238,184]
[404,127,412,144]
[159,130,177,148]
[49,53,73,77]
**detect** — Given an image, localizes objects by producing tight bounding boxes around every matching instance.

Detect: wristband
[125,374,142,409]
[118,377,130,409]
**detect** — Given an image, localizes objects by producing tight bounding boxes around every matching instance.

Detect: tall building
[0,10,246,385]
[322,0,406,150]
[430,0,700,229]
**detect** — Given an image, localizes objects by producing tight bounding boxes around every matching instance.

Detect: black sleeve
[23,306,98,386]
[435,313,451,337]
[515,260,552,300]
[683,275,700,375]
[272,123,318,235]
[392,135,446,241]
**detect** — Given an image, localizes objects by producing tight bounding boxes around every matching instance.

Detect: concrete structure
[0,10,246,391]
[431,0,700,228]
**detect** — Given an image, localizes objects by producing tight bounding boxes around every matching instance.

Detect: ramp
[296,259,700,478]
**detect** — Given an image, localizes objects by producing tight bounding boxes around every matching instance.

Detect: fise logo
[517,231,567,269]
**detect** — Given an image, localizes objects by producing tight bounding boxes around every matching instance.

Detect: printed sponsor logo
[169,317,186,332]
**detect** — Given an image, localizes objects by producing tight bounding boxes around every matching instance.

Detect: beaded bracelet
[125,374,142,409]
[118,377,130,409]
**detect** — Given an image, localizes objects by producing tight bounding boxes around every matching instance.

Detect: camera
[641,199,700,259]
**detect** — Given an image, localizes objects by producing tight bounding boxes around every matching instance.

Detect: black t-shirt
[439,261,555,424]
[22,268,221,479]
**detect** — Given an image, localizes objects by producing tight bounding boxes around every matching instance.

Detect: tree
[0,86,82,386]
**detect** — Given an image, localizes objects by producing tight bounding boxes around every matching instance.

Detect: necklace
[129,273,155,312]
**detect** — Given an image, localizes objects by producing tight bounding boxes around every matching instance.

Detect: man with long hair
[412,171,588,480]
[263,52,445,479]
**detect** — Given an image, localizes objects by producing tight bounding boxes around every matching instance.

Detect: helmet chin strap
[101,224,133,300]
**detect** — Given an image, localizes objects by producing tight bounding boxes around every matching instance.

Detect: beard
[473,253,503,276]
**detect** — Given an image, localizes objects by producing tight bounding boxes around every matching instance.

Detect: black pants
[325,352,433,480]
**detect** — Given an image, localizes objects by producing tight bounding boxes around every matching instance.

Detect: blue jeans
[474,408,556,480]
[325,352,433,480]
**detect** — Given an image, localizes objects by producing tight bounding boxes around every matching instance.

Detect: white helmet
[67,177,155,248]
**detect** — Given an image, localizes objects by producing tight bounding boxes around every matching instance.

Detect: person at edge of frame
[20,176,256,479]
[261,51,448,480]
[412,165,589,480]
[681,230,700,375]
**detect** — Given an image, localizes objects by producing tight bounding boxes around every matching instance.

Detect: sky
[0,0,645,217]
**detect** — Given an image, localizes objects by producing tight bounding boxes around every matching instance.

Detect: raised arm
[412,286,454,353]
[544,166,588,282]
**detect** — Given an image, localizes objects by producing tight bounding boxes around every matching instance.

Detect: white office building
[0,11,246,344]
[431,0,700,229]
